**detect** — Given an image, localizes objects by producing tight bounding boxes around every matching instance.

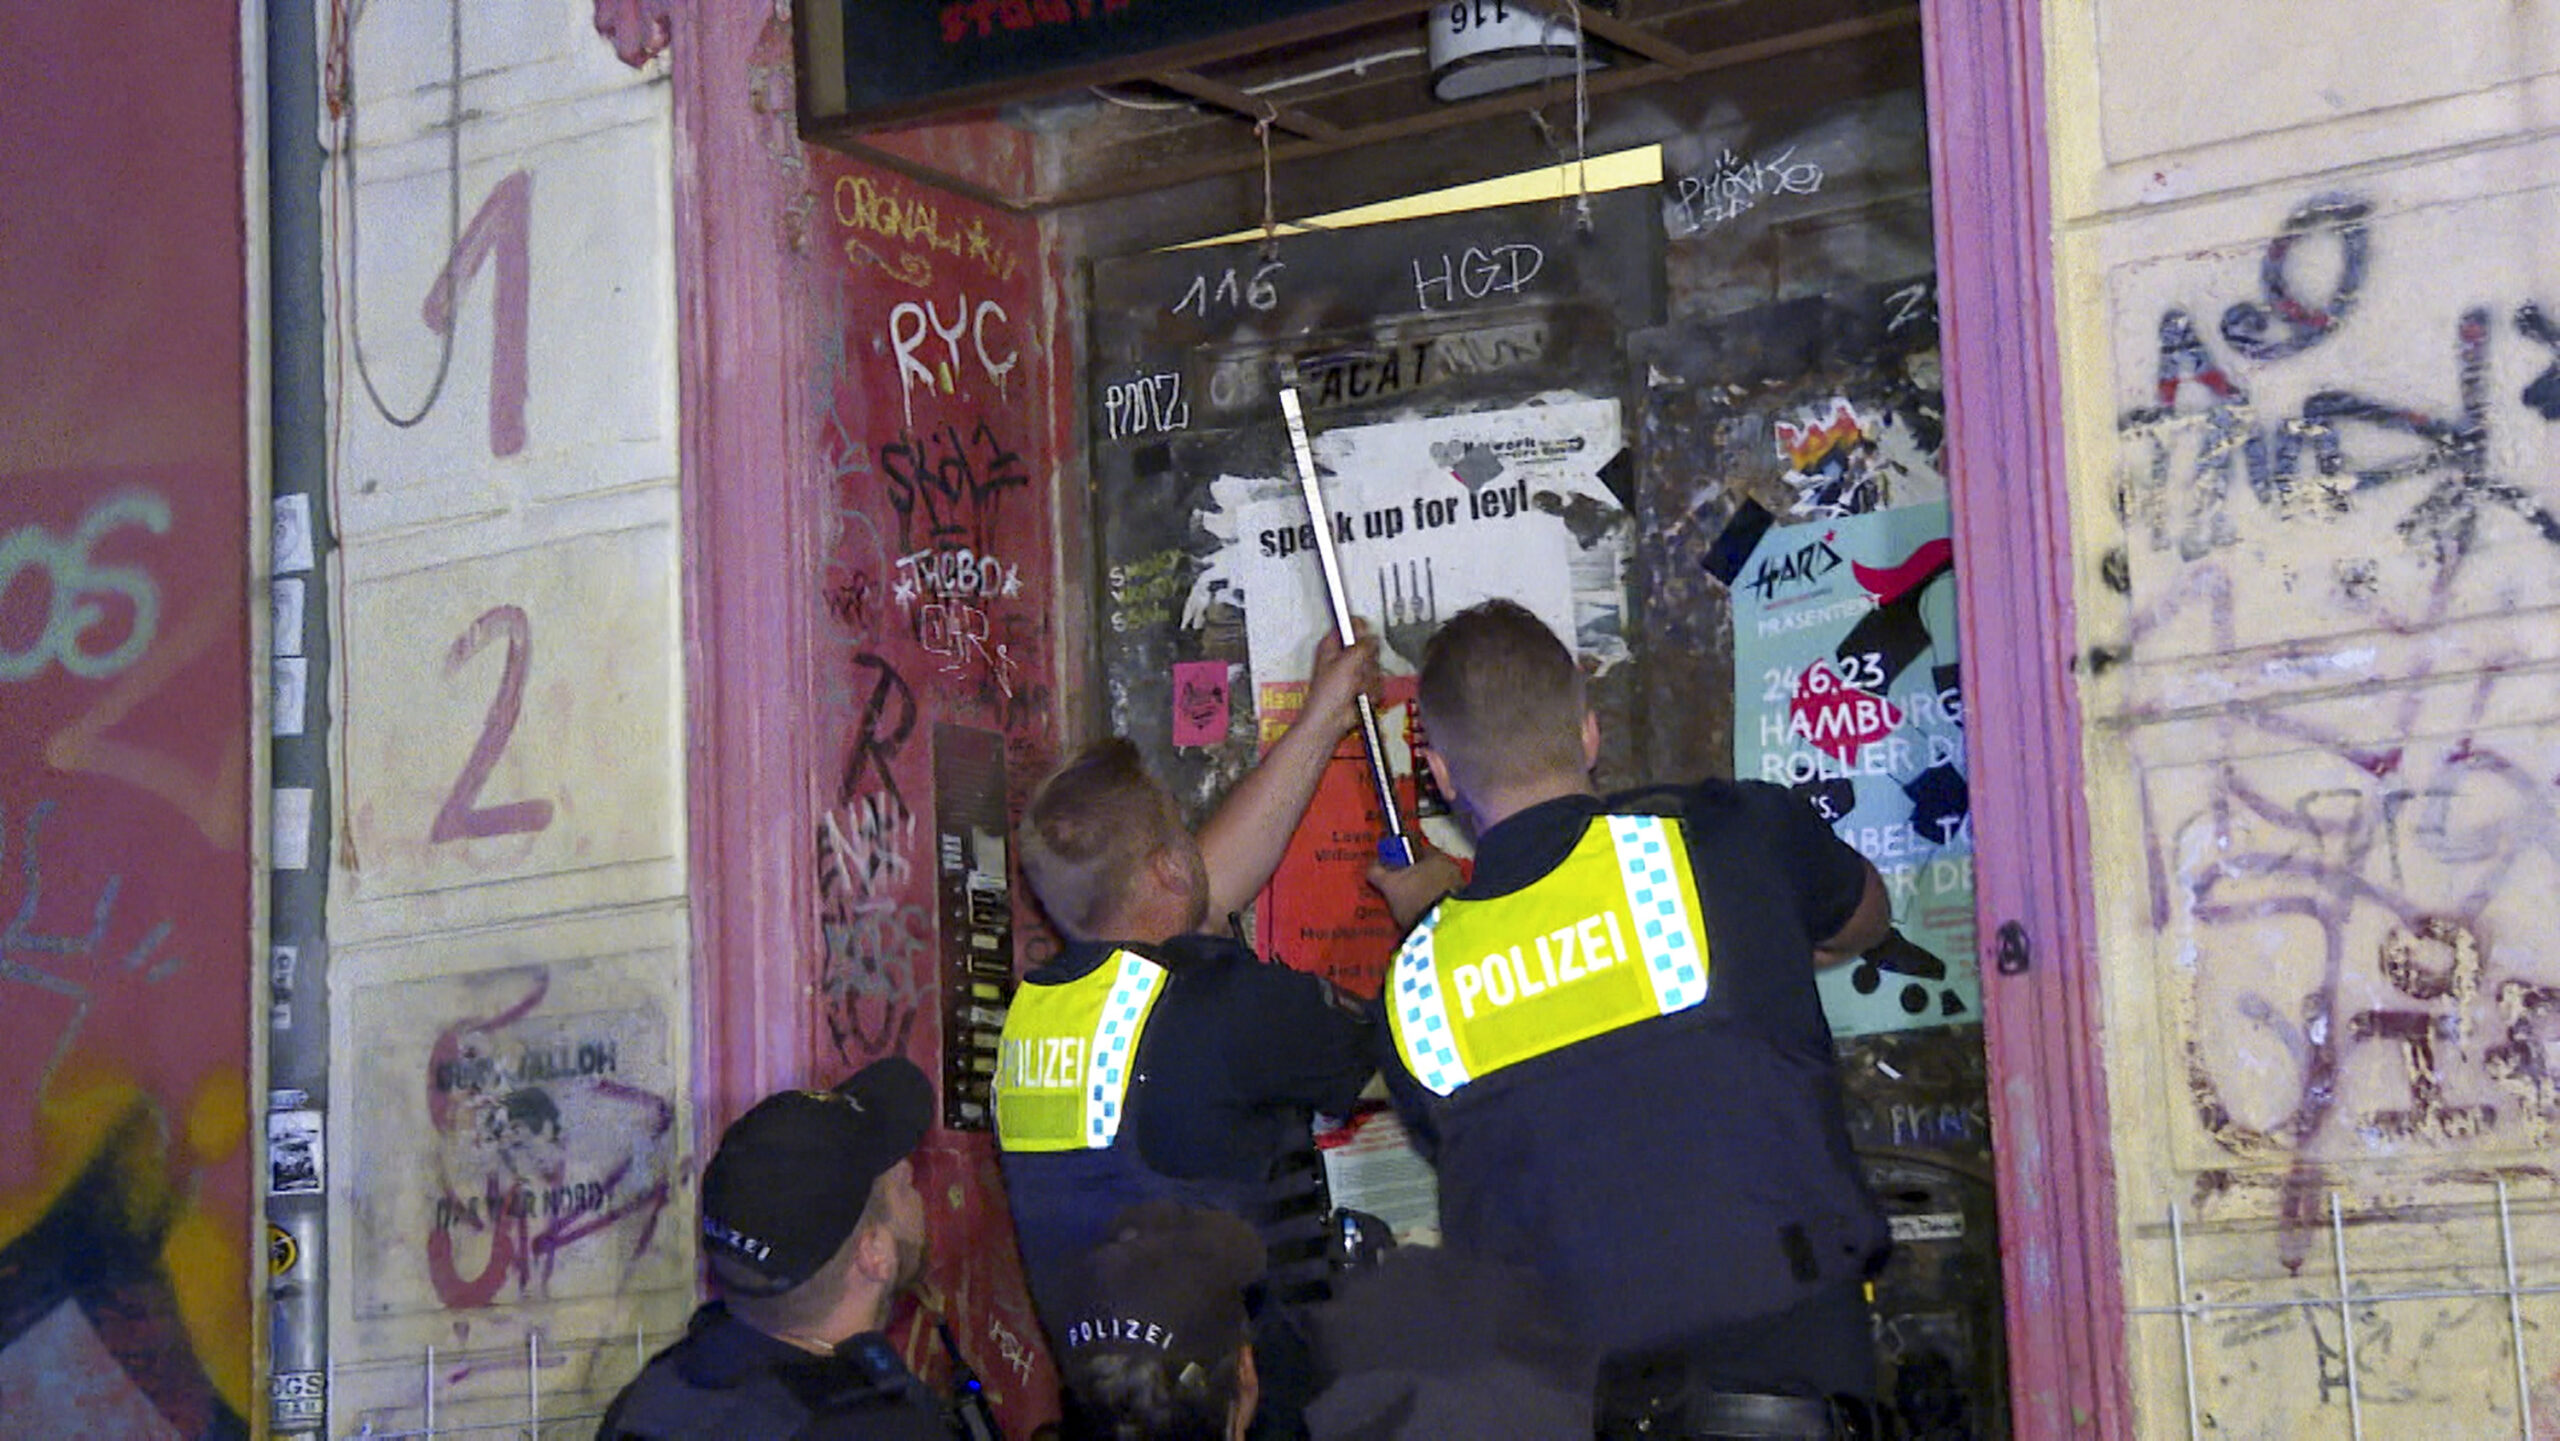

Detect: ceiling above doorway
[799,0,1921,213]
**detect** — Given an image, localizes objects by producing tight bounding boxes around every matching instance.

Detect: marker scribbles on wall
[1666,145,1826,235]
[1733,502,1976,1034]
[343,957,685,1318]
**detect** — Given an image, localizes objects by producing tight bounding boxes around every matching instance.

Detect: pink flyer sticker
[1172,661,1232,747]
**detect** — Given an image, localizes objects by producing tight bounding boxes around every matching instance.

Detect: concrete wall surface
[0,2,258,1432]
[318,0,695,1427]
[2047,0,2560,1433]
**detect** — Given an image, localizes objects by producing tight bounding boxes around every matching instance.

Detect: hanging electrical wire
[1257,105,1280,261]
[1090,42,1426,113]
[1565,0,1593,231]
[1520,3,1597,233]
[331,0,465,429]
[1087,85,1192,112]
[1245,45,1424,95]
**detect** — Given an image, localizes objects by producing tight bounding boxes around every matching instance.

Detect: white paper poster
[1202,397,1627,697]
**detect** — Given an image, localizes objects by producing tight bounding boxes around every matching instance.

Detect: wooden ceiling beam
[1151,71,1349,143]
[1576,9,1698,67]
[1022,8,1919,212]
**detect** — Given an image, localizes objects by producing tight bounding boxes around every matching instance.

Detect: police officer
[1367,600,1894,1441]
[995,633,1382,1438]
[598,1058,953,1440]
[1052,1201,1270,1441]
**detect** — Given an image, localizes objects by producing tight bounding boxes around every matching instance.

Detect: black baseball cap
[1057,1201,1265,1369]
[699,1056,933,1296]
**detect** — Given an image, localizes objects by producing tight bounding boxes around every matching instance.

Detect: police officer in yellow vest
[1366,600,1895,1441]
[997,632,1383,1440]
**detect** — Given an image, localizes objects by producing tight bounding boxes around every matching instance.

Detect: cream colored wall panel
[327,905,695,1435]
[2093,671,2560,1433]
[332,94,676,538]
[2051,19,2560,1427]
[338,953,688,1318]
[2086,72,2560,221]
[2095,0,2560,166]
[333,0,663,150]
[338,525,682,920]
[336,476,678,584]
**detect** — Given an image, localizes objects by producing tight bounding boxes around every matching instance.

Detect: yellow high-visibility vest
[1388,814,1712,1096]
[994,949,1169,1152]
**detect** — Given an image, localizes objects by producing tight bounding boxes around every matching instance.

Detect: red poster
[1252,680,1420,998]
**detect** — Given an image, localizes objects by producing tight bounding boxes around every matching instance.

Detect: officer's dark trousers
[1247,1302,1323,1441]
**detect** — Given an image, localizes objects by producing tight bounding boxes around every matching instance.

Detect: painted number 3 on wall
[431,604,554,842]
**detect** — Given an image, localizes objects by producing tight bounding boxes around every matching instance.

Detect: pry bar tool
[1276,357,1416,869]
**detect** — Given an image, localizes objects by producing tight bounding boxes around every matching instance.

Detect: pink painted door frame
[669,1,2128,1430]
[1919,0,2129,1434]
[669,6,822,1130]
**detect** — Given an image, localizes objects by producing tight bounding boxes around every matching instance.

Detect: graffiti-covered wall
[2052,0,2560,1431]
[320,0,694,1429]
[807,148,1068,1436]
[0,3,256,1434]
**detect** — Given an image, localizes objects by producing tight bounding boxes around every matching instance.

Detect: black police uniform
[1000,933,1374,1438]
[596,1302,952,1440]
[1377,781,1890,1427]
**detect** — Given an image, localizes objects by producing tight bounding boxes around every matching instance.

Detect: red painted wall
[806,147,1066,1433]
[0,0,255,1431]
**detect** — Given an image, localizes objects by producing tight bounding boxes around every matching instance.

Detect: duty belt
[1683,1390,1879,1440]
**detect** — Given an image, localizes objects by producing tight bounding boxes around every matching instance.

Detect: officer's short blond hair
[1021,738,1189,940]
[1416,600,1587,804]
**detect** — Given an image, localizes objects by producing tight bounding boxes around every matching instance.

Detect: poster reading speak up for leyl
[1209,398,1628,994]
[1731,503,1978,1035]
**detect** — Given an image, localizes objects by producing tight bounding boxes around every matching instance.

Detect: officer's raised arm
[1194,627,1380,921]
[1812,857,1891,968]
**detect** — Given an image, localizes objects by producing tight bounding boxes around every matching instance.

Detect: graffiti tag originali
[834,172,1023,292]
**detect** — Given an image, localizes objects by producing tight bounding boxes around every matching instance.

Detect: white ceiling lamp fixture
[1426,1,1608,103]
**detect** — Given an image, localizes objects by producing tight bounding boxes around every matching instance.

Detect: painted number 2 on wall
[431,604,554,842]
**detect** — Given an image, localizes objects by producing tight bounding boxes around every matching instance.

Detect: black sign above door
[807,0,1400,125]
